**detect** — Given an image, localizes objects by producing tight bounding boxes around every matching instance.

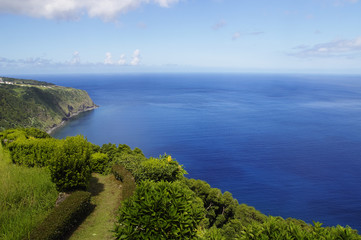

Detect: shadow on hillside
[88,175,104,197]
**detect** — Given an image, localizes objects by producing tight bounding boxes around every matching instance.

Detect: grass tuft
[0,144,58,240]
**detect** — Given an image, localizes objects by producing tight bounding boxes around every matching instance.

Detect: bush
[238,217,361,240]
[49,136,92,192]
[26,191,92,240]
[90,152,109,173]
[114,180,205,239]
[133,154,187,183]
[8,138,59,167]
[112,164,136,199]
[100,143,146,174]
[184,178,252,229]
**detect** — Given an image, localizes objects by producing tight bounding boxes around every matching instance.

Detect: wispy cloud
[232,32,241,40]
[0,57,54,67]
[290,37,361,58]
[212,20,226,30]
[0,0,180,21]
[0,50,140,68]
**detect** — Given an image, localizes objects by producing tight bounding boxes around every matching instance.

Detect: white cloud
[212,20,226,30]
[290,37,361,58]
[104,52,113,64]
[154,0,179,7]
[71,51,80,64]
[0,0,180,21]
[130,49,141,66]
[118,54,126,65]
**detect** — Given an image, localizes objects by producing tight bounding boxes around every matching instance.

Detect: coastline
[46,105,99,134]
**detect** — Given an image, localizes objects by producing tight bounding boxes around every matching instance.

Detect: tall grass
[0,144,58,240]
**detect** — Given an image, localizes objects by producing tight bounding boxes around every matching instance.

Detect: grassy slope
[0,144,58,240]
[69,173,123,240]
[0,79,96,132]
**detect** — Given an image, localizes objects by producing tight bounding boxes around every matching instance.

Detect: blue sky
[1,0,361,74]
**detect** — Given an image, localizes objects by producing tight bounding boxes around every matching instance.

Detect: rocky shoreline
[46,105,99,134]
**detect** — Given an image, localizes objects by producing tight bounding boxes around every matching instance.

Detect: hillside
[0,77,97,132]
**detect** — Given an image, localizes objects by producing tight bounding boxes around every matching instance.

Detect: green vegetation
[0,76,97,132]
[112,165,136,199]
[1,129,94,192]
[0,143,58,240]
[26,191,92,240]
[1,127,361,239]
[49,135,92,191]
[114,180,205,239]
[69,174,123,240]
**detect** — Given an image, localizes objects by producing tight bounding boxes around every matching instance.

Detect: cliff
[0,77,98,132]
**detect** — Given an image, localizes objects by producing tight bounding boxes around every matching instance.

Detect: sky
[1,0,361,74]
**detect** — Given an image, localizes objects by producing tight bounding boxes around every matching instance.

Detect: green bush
[8,138,59,167]
[26,191,92,240]
[184,178,258,229]
[49,136,92,192]
[238,217,361,240]
[90,152,109,173]
[114,180,205,239]
[112,164,136,199]
[100,143,146,174]
[133,154,187,183]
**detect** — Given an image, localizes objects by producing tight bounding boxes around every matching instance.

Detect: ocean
[28,73,361,230]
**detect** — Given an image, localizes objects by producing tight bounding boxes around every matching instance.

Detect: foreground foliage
[114,180,205,239]
[0,144,58,240]
[49,136,92,192]
[1,127,361,239]
[26,191,92,240]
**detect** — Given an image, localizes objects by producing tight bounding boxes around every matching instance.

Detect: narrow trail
[69,173,122,240]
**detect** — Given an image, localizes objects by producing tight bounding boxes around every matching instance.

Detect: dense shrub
[238,217,361,240]
[26,191,92,240]
[49,136,92,192]
[112,164,136,199]
[100,143,146,174]
[184,178,265,230]
[114,180,205,239]
[8,138,59,167]
[133,154,187,183]
[0,128,50,145]
[90,152,109,173]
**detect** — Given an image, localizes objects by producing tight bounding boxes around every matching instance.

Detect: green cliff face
[0,77,97,132]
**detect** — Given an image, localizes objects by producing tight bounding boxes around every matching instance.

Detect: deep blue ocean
[28,73,361,230]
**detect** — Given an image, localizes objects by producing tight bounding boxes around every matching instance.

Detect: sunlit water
[29,73,361,230]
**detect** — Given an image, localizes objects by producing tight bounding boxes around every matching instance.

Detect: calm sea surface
[28,73,361,230]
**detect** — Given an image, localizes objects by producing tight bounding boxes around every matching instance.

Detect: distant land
[0,77,97,133]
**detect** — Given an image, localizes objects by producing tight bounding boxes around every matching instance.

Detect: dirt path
[69,173,122,240]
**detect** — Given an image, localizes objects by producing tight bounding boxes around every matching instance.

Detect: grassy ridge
[0,77,97,132]
[0,144,58,240]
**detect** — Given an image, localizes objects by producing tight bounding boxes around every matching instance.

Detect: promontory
[0,76,98,133]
